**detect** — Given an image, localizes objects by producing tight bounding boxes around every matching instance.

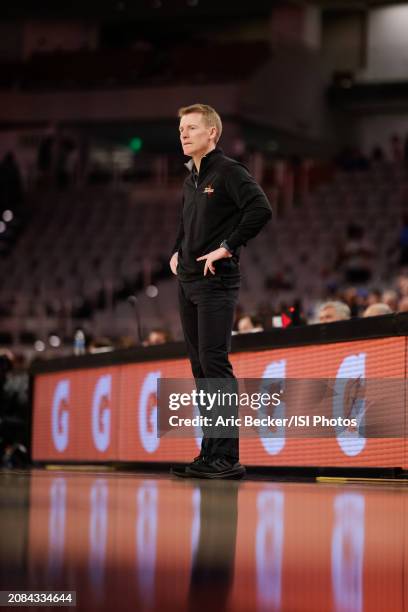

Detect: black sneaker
[186,456,246,479]
[170,455,207,478]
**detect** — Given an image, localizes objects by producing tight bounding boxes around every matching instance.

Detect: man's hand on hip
[196,247,232,276]
[170,252,178,275]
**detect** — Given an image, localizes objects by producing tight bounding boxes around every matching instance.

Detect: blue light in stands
[2,210,13,222]
[34,340,45,352]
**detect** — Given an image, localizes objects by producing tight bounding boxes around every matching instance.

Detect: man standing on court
[170,104,272,479]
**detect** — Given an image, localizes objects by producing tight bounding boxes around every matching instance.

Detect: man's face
[319,306,339,323]
[179,112,216,158]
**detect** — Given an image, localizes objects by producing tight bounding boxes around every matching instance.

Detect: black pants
[178,275,240,461]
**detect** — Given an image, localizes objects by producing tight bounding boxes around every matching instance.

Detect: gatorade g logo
[259,360,287,455]
[139,371,161,453]
[334,354,366,456]
[92,375,111,452]
[52,380,70,452]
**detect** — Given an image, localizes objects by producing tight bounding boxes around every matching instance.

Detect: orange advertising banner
[32,337,407,468]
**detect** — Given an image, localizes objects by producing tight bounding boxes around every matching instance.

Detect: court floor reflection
[0,470,407,611]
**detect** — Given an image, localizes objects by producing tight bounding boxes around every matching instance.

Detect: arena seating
[0,159,405,356]
[0,42,269,90]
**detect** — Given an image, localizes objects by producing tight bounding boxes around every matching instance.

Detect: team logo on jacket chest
[203,184,215,195]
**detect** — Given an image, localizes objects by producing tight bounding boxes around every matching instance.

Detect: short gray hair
[319,301,351,320]
[363,303,392,317]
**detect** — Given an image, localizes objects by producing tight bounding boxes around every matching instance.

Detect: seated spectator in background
[318,301,351,323]
[337,224,374,285]
[144,328,172,346]
[382,289,399,311]
[255,301,274,331]
[341,286,366,317]
[398,297,408,313]
[117,335,136,349]
[367,288,382,306]
[237,314,264,334]
[396,274,408,296]
[363,303,393,317]
[0,349,29,467]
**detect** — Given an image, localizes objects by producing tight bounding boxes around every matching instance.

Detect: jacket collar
[184,147,223,174]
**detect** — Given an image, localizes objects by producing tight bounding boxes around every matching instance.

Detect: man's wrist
[219,240,234,256]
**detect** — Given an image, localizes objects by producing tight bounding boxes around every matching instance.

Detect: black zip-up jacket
[172,147,272,281]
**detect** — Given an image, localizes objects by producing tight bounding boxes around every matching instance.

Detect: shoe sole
[170,465,206,478]
[186,466,246,480]
[170,467,192,478]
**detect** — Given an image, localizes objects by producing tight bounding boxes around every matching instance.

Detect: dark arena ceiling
[0,0,403,22]
[0,0,278,21]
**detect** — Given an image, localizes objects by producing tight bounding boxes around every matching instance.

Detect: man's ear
[209,125,217,142]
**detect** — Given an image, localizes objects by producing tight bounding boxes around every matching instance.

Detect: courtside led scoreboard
[31,325,408,469]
